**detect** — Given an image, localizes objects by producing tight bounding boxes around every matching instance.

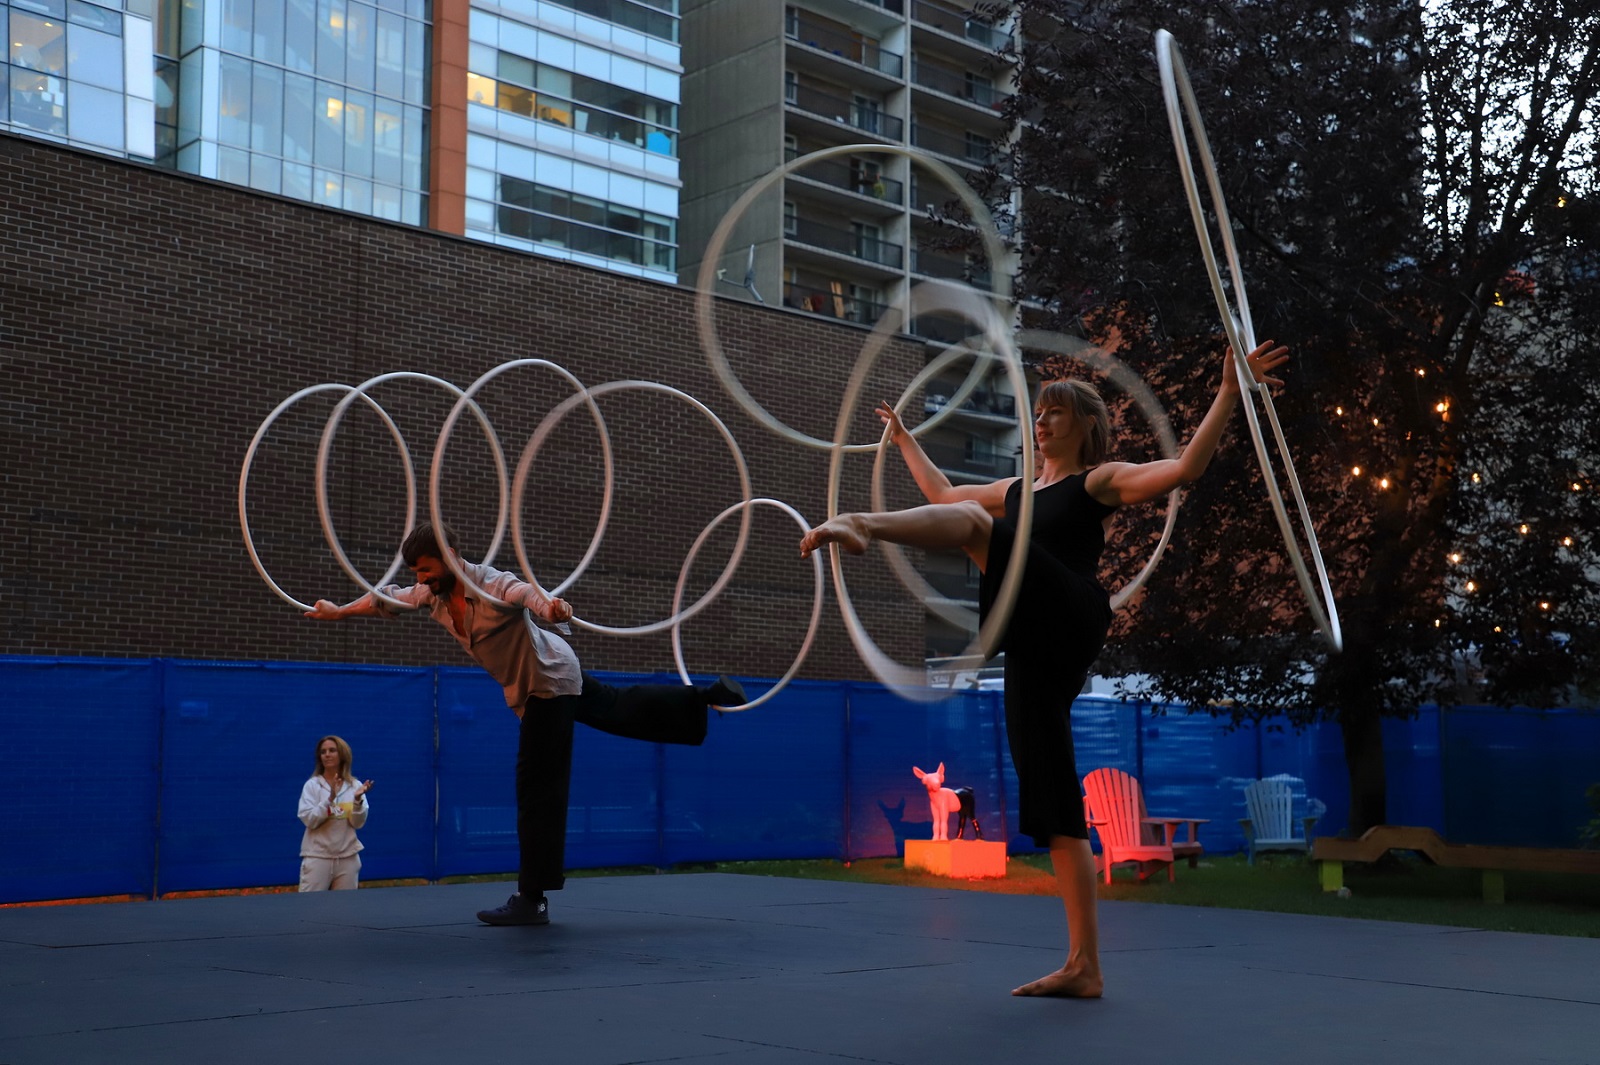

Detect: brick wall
[0,134,930,681]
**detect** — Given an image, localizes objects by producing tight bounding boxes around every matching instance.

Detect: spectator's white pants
[299,854,361,891]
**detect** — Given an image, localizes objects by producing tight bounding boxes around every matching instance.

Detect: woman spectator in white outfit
[298,735,373,891]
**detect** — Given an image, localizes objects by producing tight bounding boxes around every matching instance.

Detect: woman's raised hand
[1221,340,1290,397]
[876,400,909,444]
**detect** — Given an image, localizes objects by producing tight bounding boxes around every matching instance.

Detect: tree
[982,0,1600,833]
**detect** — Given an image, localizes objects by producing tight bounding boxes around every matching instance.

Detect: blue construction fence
[2,656,1596,903]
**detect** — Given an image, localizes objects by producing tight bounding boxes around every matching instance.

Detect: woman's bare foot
[1011,965,1103,998]
[799,514,872,557]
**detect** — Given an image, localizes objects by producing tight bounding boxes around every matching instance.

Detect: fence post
[990,690,1009,846]
[841,683,853,862]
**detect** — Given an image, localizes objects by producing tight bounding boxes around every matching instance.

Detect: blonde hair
[1036,378,1111,466]
[312,735,355,787]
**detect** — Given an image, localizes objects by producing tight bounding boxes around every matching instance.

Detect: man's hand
[304,599,344,620]
[546,598,573,624]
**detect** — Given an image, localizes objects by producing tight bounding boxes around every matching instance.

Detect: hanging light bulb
[1519,524,1530,534]
[1335,405,1344,415]
[1471,472,1482,483]
[1448,552,1461,563]
[1379,477,1391,490]
[1563,536,1574,547]
[1351,465,1362,477]
[1540,601,1551,611]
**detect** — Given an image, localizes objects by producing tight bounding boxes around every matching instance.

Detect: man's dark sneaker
[704,675,746,707]
[477,893,549,926]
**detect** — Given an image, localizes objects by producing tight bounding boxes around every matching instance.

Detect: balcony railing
[911,61,1006,109]
[921,439,1016,478]
[926,388,1016,418]
[911,247,992,288]
[788,217,905,268]
[910,122,995,164]
[787,15,905,77]
[910,0,1013,50]
[783,282,890,326]
[785,148,906,205]
[787,82,905,140]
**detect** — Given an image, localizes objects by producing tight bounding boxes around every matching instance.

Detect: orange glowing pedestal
[904,839,1007,878]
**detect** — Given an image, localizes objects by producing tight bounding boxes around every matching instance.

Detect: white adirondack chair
[1238,777,1324,864]
[1082,767,1209,884]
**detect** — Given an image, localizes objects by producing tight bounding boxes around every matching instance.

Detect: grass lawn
[550,852,1600,939]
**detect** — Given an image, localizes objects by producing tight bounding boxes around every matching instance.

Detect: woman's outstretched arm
[1089,340,1288,507]
[880,400,1014,514]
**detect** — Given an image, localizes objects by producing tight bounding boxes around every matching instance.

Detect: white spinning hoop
[240,382,413,612]
[695,144,1011,453]
[669,497,824,711]
[1156,28,1343,651]
[317,371,510,610]
[826,282,1035,701]
[513,379,754,637]
[433,359,614,602]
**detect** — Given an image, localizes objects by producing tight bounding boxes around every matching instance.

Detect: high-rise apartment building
[679,0,1022,659]
[2,0,680,274]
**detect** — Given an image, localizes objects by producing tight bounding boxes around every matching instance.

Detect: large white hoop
[240,382,413,612]
[670,498,825,711]
[826,283,1035,701]
[695,144,1011,453]
[317,371,510,609]
[513,379,754,637]
[434,359,614,601]
[1156,28,1343,651]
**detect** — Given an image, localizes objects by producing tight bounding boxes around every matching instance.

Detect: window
[782,200,797,236]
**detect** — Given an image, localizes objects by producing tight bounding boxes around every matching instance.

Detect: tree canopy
[980,0,1600,831]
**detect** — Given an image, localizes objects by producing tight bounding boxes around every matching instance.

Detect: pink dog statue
[913,763,982,841]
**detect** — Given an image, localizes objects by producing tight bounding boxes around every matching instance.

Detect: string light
[1465,581,1476,592]
[1494,626,1502,633]
[1562,536,1574,547]
[1351,465,1362,477]
[1416,368,1426,377]
[1334,405,1344,415]
[1573,482,1583,492]
[1435,401,1449,414]
[1518,524,1530,534]
[1371,417,1380,427]
[1540,601,1551,611]
[1379,477,1391,490]
[1471,472,1481,483]
[1448,553,1461,563]
[1433,618,1442,628]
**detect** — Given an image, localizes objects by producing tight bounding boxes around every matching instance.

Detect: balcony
[921,438,1017,479]
[910,0,1013,50]
[911,61,1007,110]
[785,148,906,206]
[788,217,905,269]
[787,14,905,78]
[926,388,1016,418]
[912,247,993,289]
[783,281,891,325]
[787,81,906,140]
[909,122,995,165]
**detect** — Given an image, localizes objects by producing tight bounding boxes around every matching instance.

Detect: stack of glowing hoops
[240,31,1341,714]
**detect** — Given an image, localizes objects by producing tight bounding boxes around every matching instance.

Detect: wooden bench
[1312,825,1600,903]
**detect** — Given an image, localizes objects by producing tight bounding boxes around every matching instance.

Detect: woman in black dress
[800,340,1288,997]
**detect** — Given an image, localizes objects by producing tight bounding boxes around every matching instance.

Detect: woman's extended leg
[800,501,992,565]
[1012,835,1103,997]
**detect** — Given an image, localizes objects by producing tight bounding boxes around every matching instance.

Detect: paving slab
[0,874,1592,1064]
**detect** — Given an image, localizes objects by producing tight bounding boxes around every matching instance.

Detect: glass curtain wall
[2,0,156,157]
[161,0,431,223]
[462,0,680,280]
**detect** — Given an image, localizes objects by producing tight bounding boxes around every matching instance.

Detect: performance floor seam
[1241,964,1600,1006]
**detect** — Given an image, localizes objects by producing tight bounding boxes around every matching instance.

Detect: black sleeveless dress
[979,472,1116,846]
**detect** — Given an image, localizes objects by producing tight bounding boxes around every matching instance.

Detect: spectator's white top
[298,775,368,859]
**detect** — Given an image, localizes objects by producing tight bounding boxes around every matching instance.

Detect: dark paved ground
[0,874,1593,1064]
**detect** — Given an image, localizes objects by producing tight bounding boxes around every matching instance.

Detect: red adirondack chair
[1082,767,1209,883]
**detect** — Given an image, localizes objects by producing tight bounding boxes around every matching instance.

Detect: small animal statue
[913,763,982,841]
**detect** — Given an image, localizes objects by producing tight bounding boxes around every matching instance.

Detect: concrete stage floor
[0,873,1592,1064]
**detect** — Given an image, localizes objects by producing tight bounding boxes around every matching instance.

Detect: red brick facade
[0,134,928,681]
